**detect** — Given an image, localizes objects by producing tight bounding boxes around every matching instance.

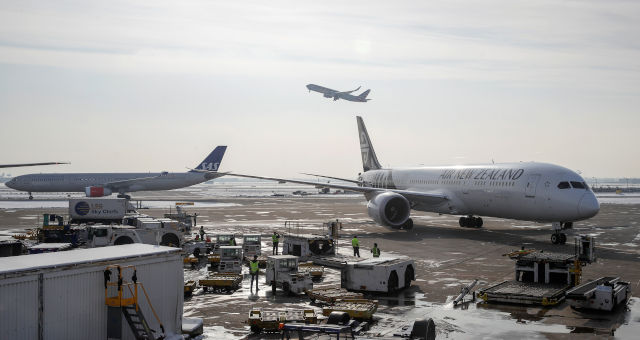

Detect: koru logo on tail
[199,162,219,171]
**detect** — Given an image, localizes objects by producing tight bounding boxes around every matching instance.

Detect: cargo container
[0,244,183,340]
[68,198,127,223]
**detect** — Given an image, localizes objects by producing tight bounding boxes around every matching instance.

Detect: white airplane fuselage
[6,172,212,194]
[360,162,599,223]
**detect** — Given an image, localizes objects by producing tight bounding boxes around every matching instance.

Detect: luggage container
[299,261,325,281]
[341,257,415,293]
[0,244,183,340]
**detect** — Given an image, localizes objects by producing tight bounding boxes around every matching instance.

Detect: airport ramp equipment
[199,273,242,293]
[299,261,325,280]
[307,287,364,304]
[341,257,415,293]
[322,299,378,320]
[312,254,365,269]
[565,276,630,311]
[184,280,197,297]
[477,280,568,306]
[247,308,318,333]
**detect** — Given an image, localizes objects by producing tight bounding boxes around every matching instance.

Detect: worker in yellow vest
[249,255,259,292]
[371,243,381,257]
[272,231,280,255]
[352,236,360,257]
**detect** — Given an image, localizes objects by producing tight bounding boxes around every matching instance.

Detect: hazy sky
[1,0,639,178]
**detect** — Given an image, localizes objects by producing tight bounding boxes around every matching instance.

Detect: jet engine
[367,192,411,228]
[85,186,112,197]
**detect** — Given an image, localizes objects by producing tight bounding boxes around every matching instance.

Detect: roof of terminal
[0,244,180,275]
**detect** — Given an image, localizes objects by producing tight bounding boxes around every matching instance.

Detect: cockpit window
[557,182,570,189]
[570,181,586,189]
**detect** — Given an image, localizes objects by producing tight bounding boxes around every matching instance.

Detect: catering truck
[68,198,128,224]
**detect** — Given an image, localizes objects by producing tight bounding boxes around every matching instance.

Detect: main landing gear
[117,193,131,200]
[551,222,573,245]
[459,216,483,228]
[28,192,33,200]
[402,218,414,230]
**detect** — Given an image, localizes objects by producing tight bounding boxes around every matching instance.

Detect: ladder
[104,265,165,340]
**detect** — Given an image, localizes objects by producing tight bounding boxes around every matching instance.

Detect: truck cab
[266,255,313,295]
[242,234,261,258]
[215,234,237,249]
[218,246,243,273]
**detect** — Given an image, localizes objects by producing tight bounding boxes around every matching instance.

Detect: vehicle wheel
[458,217,466,227]
[564,222,573,229]
[404,265,414,288]
[404,218,414,230]
[388,271,399,294]
[327,311,350,325]
[551,234,559,245]
[161,233,180,247]
[203,286,208,293]
[560,233,567,244]
[475,217,483,228]
[410,319,427,339]
[114,236,134,245]
[250,325,261,334]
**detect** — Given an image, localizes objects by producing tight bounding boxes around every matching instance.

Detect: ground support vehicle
[299,261,324,280]
[183,255,199,269]
[218,246,243,273]
[207,254,220,271]
[565,276,630,311]
[322,299,378,320]
[214,234,237,250]
[341,257,415,294]
[183,241,209,258]
[68,198,128,224]
[247,308,317,333]
[184,280,197,297]
[199,273,242,293]
[266,255,314,295]
[307,287,364,304]
[242,234,262,258]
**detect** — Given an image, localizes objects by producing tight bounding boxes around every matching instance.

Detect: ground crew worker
[371,243,381,257]
[199,226,205,240]
[249,255,259,292]
[352,235,360,257]
[272,231,280,255]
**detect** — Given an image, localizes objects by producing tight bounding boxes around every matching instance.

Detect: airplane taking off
[5,146,227,200]
[306,84,371,102]
[0,162,69,169]
[226,117,599,245]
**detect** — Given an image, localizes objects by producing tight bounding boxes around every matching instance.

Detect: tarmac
[1,195,639,339]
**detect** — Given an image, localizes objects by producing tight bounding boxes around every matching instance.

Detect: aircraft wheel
[28,194,33,200]
[560,233,567,244]
[564,222,573,229]
[474,217,483,228]
[404,218,414,230]
[551,234,559,245]
[459,217,466,228]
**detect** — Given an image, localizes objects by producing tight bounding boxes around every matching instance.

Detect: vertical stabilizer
[356,116,382,171]
[193,146,227,171]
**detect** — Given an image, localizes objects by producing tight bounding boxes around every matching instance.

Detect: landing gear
[28,192,33,200]
[117,193,131,200]
[551,222,570,245]
[403,218,414,230]
[459,216,483,228]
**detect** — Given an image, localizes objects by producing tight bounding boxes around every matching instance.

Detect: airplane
[5,146,227,200]
[0,162,69,169]
[306,84,372,102]
[223,117,600,245]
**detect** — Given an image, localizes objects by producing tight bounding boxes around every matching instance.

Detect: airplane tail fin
[192,146,227,172]
[358,89,371,99]
[356,116,382,171]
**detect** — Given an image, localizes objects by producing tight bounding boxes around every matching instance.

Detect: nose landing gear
[459,216,483,228]
[28,192,33,200]
[551,222,572,244]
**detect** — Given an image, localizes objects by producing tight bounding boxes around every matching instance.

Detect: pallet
[477,280,568,306]
[307,287,364,304]
[322,298,378,320]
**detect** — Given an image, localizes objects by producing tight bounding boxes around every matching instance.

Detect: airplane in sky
[226,117,599,245]
[306,84,371,102]
[0,162,69,169]
[5,146,227,200]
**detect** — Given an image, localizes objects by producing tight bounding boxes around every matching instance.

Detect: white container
[69,198,127,221]
[0,244,183,340]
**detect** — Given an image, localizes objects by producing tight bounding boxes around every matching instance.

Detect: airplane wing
[300,172,361,184]
[335,86,361,95]
[228,173,448,205]
[0,162,69,169]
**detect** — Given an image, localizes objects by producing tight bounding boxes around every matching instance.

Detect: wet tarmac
[1,194,639,339]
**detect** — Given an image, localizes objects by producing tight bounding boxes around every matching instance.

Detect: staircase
[122,305,155,340]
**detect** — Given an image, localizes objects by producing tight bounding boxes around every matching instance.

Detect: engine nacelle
[367,192,411,228]
[85,186,112,197]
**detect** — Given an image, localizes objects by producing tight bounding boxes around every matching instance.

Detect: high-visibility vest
[372,247,380,257]
[250,261,259,274]
[230,239,236,246]
[352,238,359,247]
[272,234,278,243]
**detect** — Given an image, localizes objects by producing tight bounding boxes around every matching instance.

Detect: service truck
[242,234,261,258]
[341,257,415,294]
[87,224,182,248]
[68,198,128,224]
[266,255,313,295]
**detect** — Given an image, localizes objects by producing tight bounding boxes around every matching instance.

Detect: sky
[1,0,639,178]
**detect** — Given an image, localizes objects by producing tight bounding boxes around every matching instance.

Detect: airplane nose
[578,193,600,218]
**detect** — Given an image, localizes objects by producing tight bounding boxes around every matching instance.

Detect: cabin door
[524,174,541,198]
